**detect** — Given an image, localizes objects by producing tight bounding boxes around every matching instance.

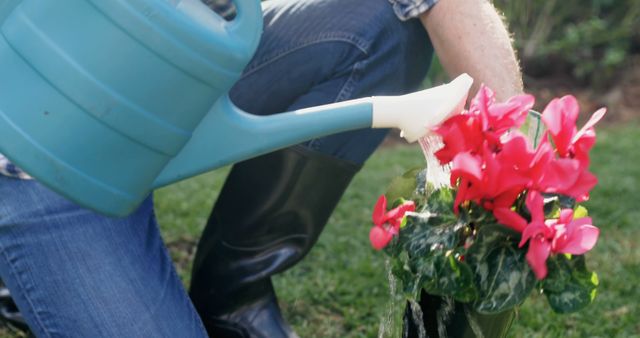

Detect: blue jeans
[0,0,431,336]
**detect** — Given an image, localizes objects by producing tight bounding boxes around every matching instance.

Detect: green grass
[1,123,638,338]
[154,122,640,337]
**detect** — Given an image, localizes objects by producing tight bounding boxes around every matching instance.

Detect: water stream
[377,134,489,337]
[409,299,427,338]
[418,134,451,189]
[378,259,399,338]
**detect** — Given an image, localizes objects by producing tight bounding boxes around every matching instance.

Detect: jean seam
[0,243,52,338]
[241,32,370,79]
[336,60,366,102]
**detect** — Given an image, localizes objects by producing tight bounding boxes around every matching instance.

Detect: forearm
[420,0,523,100]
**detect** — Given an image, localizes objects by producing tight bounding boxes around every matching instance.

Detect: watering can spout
[153,73,473,188]
[151,94,375,187]
[371,73,473,142]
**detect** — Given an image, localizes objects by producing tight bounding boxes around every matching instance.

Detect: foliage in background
[492,0,640,87]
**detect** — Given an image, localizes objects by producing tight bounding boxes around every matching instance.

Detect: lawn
[154,122,640,337]
[1,122,638,338]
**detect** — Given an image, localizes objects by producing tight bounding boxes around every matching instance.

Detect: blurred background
[437,0,639,123]
[2,1,639,337]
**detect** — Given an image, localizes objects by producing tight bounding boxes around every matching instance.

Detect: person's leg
[0,176,208,337]
[189,0,433,336]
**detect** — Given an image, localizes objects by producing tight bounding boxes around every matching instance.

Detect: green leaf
[385,167,424,203]
[391,252,422,297]
[421,187,456,217]
[574,205,589,219]
[542,255,598,313]
[399,213,461,257]
[466,225,536,314]
[399,215,408,229]
[393,205,478,302]
[418,253,479,302]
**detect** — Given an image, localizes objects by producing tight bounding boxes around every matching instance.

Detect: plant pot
[403,291,515,338]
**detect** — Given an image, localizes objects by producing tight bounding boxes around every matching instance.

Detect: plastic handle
[225,0,263,51]
[171,0,262,51]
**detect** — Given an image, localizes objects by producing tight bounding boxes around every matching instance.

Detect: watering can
[0,0,473,217]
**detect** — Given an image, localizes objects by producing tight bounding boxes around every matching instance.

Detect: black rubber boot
[403,291,515,338]
[189,146,360,338]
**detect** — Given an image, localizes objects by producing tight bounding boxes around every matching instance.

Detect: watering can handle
[173,0,263,52]
[225,0,263,50]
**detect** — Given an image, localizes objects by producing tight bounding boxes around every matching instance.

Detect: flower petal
[386,201,416,226]
[541,96,579,156]
[572,107,606,143]
[500,132,534,169]
[372,195,387,226]
[487,94,535,132]
[450,152,483,186]
[542,158,581,192]
[520,223,549,247]
[557,219,599,255]
[494,207,527,232]
[434,115,483,164]
[558,208,574,224]
[526,237,551,280]
[369,226,393,250]
[526,190,545,223]
[561,170,598,202]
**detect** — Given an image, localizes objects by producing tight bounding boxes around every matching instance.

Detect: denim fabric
[0,177,208,337]
[388,0,440,21]
[0,0,432,336]
[231,0,432,165]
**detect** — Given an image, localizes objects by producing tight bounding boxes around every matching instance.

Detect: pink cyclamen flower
[504,133,597,202]
[470,85,535,137]
[370,195,415,250]
[434,85,534,165]
[494,190,545,233]
[541,95,606,167]
[518,206,599,280]
[449,143,530,213]
[434,114,484,164]
[539,96,604,201]
[545,159,598,202]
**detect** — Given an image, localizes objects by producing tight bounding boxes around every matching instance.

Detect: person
[0,0,524,336]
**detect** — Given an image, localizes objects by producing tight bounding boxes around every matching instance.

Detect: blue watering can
[0,0,473,216]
